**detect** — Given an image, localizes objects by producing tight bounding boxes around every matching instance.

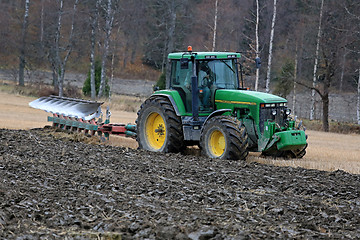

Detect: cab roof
[168,52,241,60]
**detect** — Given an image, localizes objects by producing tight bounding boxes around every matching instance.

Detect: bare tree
[165,0,177,82]
[339,48,350,92]
[292,44,298,116]
[98,0,115,98]
[265,0,277,93]
[357,69,360,124]
[211,0,219,52]
[18,0,30,87]
[58,0,79,97]
[310,0,324,120]
[254,0,260,91]
[90,0,102,100]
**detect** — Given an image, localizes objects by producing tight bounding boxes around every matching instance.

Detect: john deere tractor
[136,47,307,160]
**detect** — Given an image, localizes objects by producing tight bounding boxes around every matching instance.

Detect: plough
[29,96,136,139]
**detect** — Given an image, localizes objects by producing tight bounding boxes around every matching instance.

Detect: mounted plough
[29,96,136,140]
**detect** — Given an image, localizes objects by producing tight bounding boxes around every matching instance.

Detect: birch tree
[40,0,44,48]
[254,0,260,91]
[292,44,298,116]
[18,0,30,87]
[58,0,79,97]
[165,0,177,82]
[339,49,349,92]
[50,0,63,91]
[211,0,219,52]
[98,0,115,98]
[90,0,102,100]
[310,0,324,120]
[357,69,360,124]
[265,0,277,93]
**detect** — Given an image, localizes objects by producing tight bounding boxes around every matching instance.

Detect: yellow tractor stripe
[215,100,256,105]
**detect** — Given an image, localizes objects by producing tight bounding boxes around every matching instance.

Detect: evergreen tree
[83,59,109,97]
[273,60,294,98]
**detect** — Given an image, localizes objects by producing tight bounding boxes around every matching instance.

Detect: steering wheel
[201,76,210,87]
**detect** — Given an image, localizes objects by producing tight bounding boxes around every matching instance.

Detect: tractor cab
[168,50,241,113]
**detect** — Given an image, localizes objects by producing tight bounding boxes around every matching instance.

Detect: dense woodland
[0,0,360,128]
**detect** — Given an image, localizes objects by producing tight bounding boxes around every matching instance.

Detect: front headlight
[285,109,291,115]
[272,110,277,116]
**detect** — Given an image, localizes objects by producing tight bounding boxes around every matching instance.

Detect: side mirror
[180,58,189,69]
[255,57,261,69]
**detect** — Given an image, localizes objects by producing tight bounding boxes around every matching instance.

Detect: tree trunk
[53,0,63,92]
[18,0,30,87]
[265,0,277,93]
[98,0,114,98]
[90,0,101,100]
[165,0,177,86]
[321,58,332,132]
[310,0,324,120]
[254,0,260,91]
[40,0,44,48]
[293,44,298,116]
[58,0,78,97]
[339,49,348,92]
[212,0,218,52]
[357,69,360,125]
[322,93,329,132]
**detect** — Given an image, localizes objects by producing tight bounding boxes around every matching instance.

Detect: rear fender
[151,93,185,116]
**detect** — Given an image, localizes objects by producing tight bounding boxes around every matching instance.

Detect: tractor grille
[259,106,286,133]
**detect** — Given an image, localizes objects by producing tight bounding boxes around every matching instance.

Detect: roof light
[227,54,236,58]
[205,55,217,59]
[187,46,192,52]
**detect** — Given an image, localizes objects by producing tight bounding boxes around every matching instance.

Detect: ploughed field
[1,128,360,239]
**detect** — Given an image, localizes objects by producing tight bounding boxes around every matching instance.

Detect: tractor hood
[215,90,287,105]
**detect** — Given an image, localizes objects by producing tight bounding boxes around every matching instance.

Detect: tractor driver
[185,61,215,110]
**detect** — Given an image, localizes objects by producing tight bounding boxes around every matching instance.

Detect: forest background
[0,0,359,130]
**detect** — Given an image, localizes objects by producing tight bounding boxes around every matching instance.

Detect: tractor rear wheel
[136,96,184,153]
[200,116,249,160]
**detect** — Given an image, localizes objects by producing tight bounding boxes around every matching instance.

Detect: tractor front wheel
[136,96,184,153]
[200,116,249,160]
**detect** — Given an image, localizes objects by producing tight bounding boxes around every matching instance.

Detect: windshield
[197,59,238,89]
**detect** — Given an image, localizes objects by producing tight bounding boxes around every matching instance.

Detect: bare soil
[1,128,360,239]
[1,91,360,238]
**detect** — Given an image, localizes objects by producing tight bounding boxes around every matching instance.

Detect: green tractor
[136,47,307,160]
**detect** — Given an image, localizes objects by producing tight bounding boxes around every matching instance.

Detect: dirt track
[1,128,360,239]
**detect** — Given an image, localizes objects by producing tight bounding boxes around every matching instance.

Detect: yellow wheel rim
[145,112,166,150]
[209,130,225,157]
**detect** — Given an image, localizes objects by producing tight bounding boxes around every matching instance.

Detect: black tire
[261,143,307,159]
[200,116,249,160]
[136,96,184,153]
[290,143,307,158]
